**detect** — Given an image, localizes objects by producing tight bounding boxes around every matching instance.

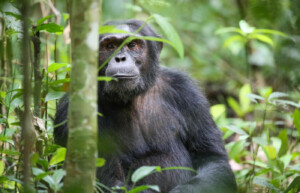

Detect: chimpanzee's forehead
[100,24,142,41]
[115,24,134,33]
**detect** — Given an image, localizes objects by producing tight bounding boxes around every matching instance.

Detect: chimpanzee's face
[98,21,162,103]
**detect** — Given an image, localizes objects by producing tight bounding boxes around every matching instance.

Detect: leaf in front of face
[99,25,131,35]
[153,14,184,59]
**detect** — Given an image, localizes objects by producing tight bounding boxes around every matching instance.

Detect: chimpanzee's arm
[164,70,237,193]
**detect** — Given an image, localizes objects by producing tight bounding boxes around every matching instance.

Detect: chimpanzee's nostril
[115,56,126,63]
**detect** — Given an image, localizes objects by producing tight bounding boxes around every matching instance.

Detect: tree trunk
[21,0,35,192]
[63,1,101,192]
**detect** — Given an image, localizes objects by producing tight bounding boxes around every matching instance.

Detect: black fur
[54,20,237,193]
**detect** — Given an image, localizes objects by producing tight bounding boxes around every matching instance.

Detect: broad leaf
[131,166,160,183]
[35,23,64,34]
[128,185,160,193]
[45,91,65,102]
[49,148,66,166]
[249,34,274,47]
[239,84,252,113]
[253,29,287,37]
[294,109,300,135]
[96,158,106,167]
[153,14,184,59]
[37,15,56,26]
[48,63,69,72]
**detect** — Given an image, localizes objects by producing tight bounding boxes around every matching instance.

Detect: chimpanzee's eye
[106,43,115,50]
[128,41,137,48]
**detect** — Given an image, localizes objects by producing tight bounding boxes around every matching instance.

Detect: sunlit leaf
[210,104,226,121]
[239,84,252,113]
[263,145,277,160]
[223,35,246,48]
[97,76,117,82]
[239,20,255,34]
[227,97,243,117]
[215,27,244,36]
[249,34,274,47]
[253,29,288,38]
[96,158,106,167]
[153,14,184,59]
[294,109,300,135]
[48,63,69,72]
[99,25,131,35]
[49,148,66,166]
[0,161,4,176]
[278,129,288,157]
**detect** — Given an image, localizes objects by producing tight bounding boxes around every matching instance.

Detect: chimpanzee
[54,19,237,193]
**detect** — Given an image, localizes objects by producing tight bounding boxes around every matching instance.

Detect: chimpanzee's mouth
[112,73,138,80]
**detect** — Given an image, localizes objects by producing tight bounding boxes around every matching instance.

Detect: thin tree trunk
[63,0,101,192]
[21,0,35,192]
[32,28,42,117]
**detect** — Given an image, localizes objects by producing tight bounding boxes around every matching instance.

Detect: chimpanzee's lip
[111,73,138,79]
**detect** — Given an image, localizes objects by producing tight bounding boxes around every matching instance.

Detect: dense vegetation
[0,0,299,192]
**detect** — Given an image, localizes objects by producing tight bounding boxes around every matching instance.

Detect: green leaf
[229,140,244,159]
[253,177,279,192]
[128,185,160,193]
[215,27,244,36]
[284,176,300,193]
[99,25,131,35]
[227,97,243,117]
[52,169,66,186]
[96,158,106,167]
[49,148,66,166]
[294,109,300,135]
[239,84,252,113]
[268,92,288,101]
[45,91,65,102]
[253,29,288,38]
[225,125,248,136]
[278,129,288,157]
[48,63,69,72]
[239,20,255,34]
[131,166,160,183]
[210,104,226,121]
[263,145,277,160]
[0,160,4,176]
[246,93,265,103]
[223,35,246,48]
[35,23,64,34]
[37,15,56,26]
[97,76,117,82]
[249,34,274,47]
[153,14,184,59]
